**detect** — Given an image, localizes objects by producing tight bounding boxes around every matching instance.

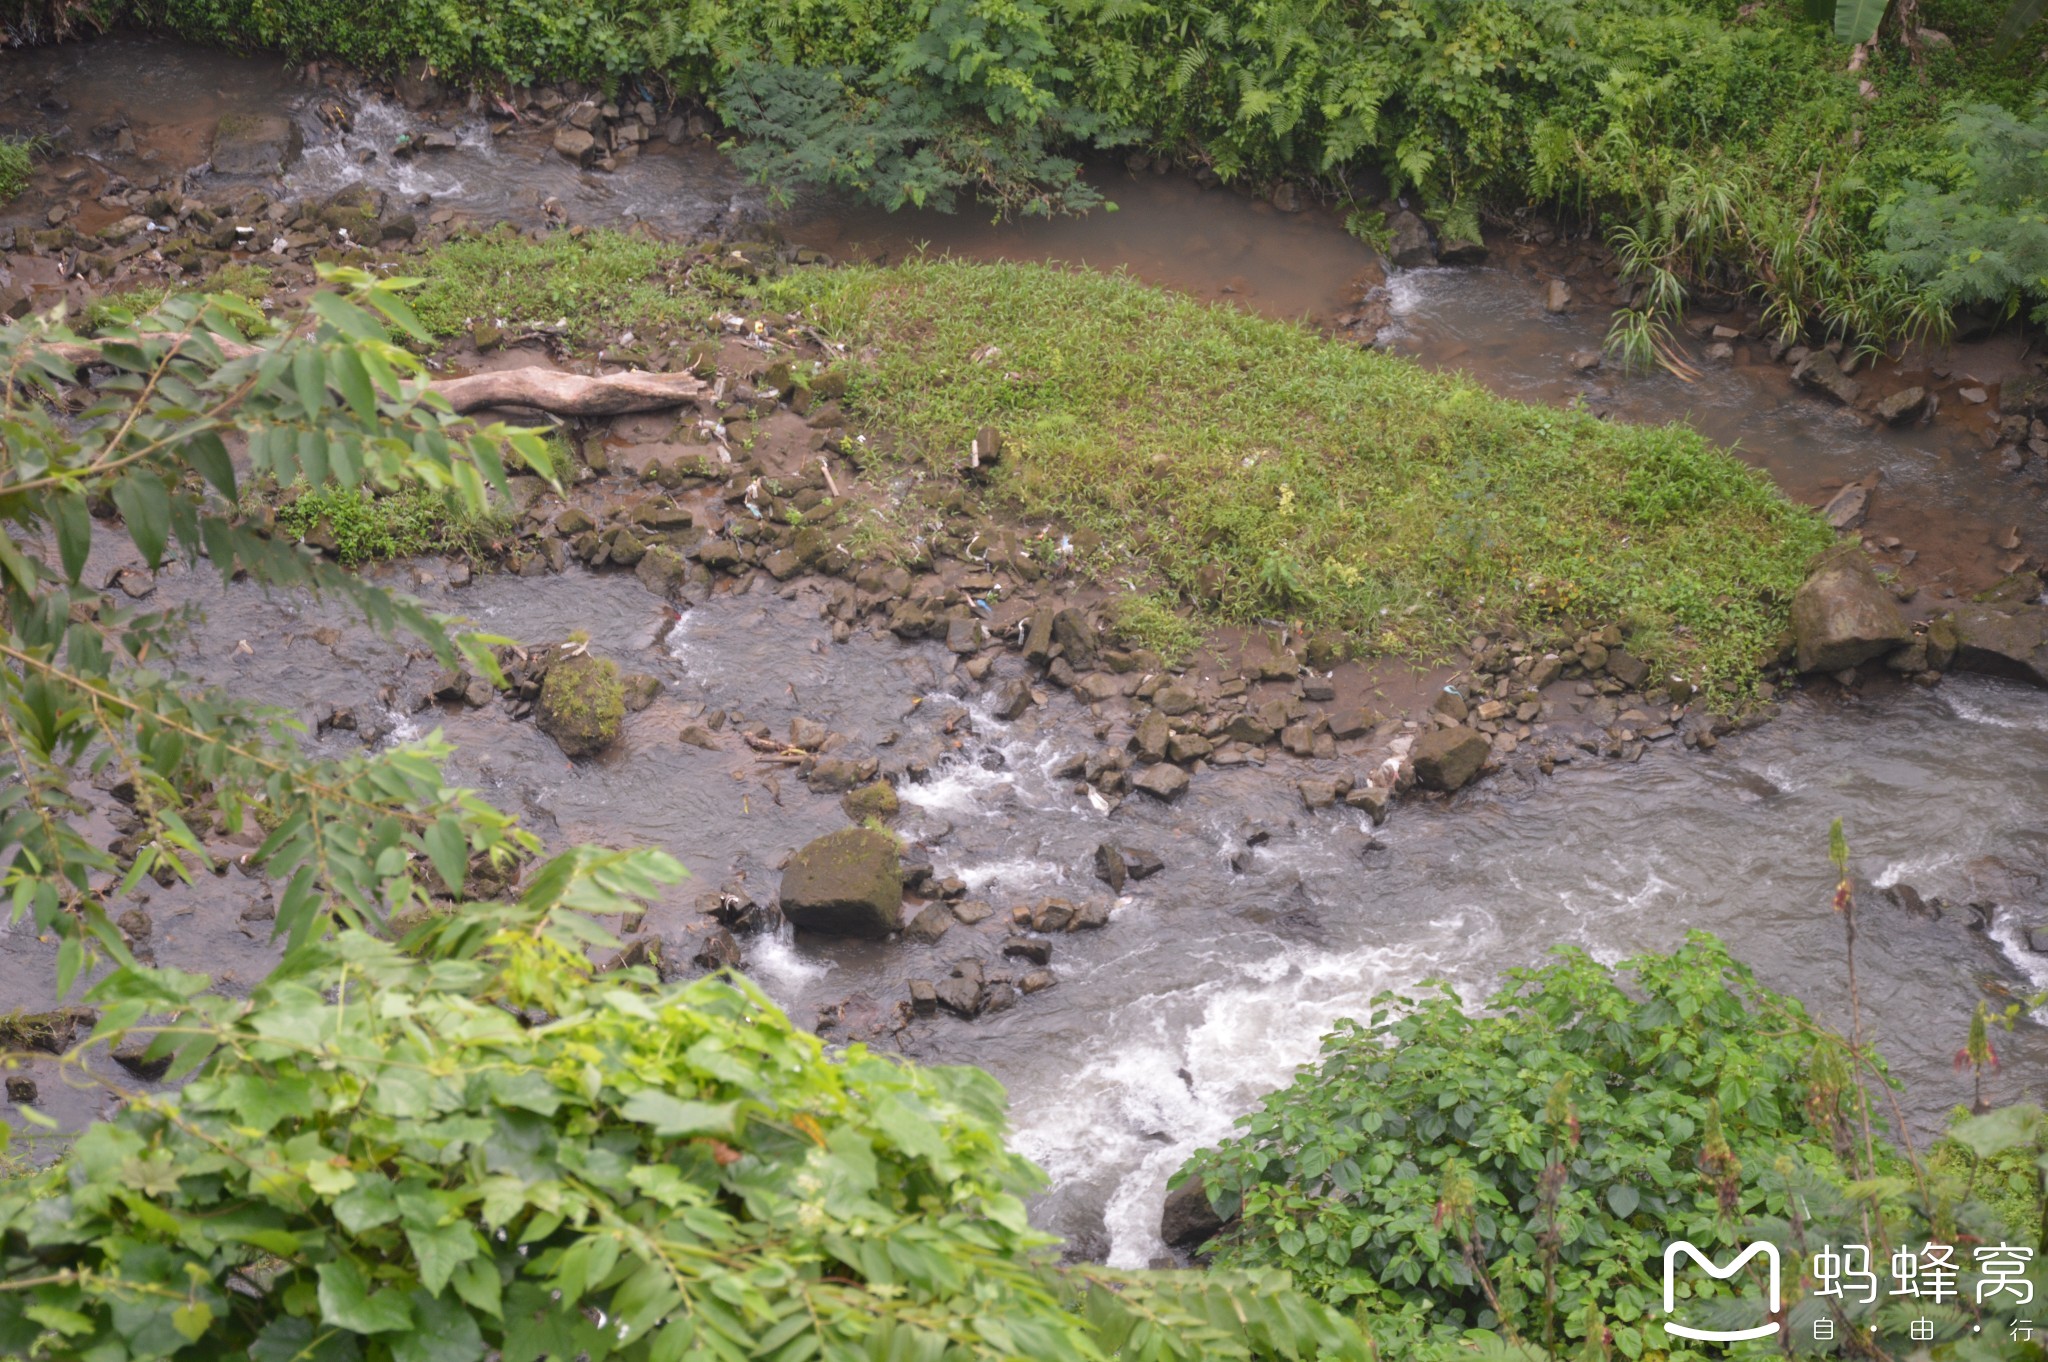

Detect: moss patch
[536,653,625,759]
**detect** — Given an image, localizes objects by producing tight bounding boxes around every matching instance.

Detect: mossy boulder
[537,653,625,758]
[779,827,903,939]
[842,780,900,822]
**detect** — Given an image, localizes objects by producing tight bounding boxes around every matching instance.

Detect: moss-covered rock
[779,827,903,938]
[841,780,900,822]
[537,652,625,758]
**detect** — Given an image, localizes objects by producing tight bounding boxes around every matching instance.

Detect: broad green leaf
[52,490,90,583]
[425,815,467,897]
[185,431,238,501]
[316,1257,414,1334]
[111,471,172,568]
[618,1090,741,1137]
[295,347,329,416]
[1605,1182,1639,1219]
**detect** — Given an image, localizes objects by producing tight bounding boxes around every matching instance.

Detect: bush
[0,885,1371,1361]
[1174,932,2043,1359]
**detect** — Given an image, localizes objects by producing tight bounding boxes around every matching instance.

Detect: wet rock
[1023,606,1057,665]
[1345,784,1391,824]
[1874,386,1928,425]
[1094,841,1127,892]
[1821,480,1871,531]
[993,678,1034,720]
[0,1007,95,1055]
[678,723,720,749]
[808,756,880,793]
[903,904,953,944]
[536,652,624,758]
[1387,211,1435,268]
[1411,726,1489,792]
[2001,372,2048,418]
[635,545,693,598]
[553,127,597,162]
[935,958,985,1017]
[1791,351,1864,407]
[686,927,741,972]
[1131,763,1190,801]
[1544,278,1572,313]
[1020,968,1057,994]
[211,113,303,175]
[1153,683,1199,716]
[1950,603,2048,687]
[779,828,903,939]
[1791,546,1910,673]
[842,779,900,822]
[945,617,985,654]
[1132,709,1172,762]
[1161,1174,1228,1252]
[1166,732,1213,763]
[1051,608,1097,667]
[1223,713,1275,745]
[620,672,661,712]
[1299,778,1340,810]
[1002,935,1053,966]
[951,899,995,925]
[4,1077,35,1104]
[791,715,830,751]
[1122,847,1164,881]
[1605,649,1649,688]
[909,978,939,1015]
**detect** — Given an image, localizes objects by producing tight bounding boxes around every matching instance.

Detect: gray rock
[1874,386,1928,425]
[1094,841,1127,892]
[1791,351,1864,407]
[211,113,304,175]
[1299,779,1340,810]
[1344,784,1390,824]
[1002,935,1053,966]
[1122,847,1164,881]
[903,904,953,944]
[993,678,1034,721]
[1951,603,2048,687]
[1153,683,1199,716]
[1132,709,1172,762]
[1161,1174,1228,1252]
[1387,210,1434,268]
[1020,969,1057,994]
[1410,727,1490,792]
[909,979,938,1015]
[952,899,995,925]
[536,653,624,758]
[1791,546,1911,673]
[1131,763,1190,801]
[778,827,903,938]
[620,672,661,712]
[553,127,597,162]
[1821,481,1870,531]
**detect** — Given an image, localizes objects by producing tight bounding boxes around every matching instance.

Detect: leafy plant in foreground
[0,887,1370,1360]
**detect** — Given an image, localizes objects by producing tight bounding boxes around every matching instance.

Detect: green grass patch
[773,259,1833,691]
[265,482,507,565]
[0,135,38,204]
[409,230,714,346]
[84,264,273,333]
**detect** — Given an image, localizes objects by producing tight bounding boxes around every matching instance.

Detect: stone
[2000,372,2048,417]
[1387,210,1435,268]
[536,653,624,758]
[553,127,597,162]
[1132,709,1173,762]
[1161,1175,1228,1252]
[945,617,985,654]
[1438,235,1487,265]
[211,113,304,175]
[1020,969,1057,994]
[1950,603,2048,687]
[0,1007,94,1054]
[1122,847,1165,881]
[993,678,1034,721]
[778,827,903,938]
[620,672,661,712]
[791,716,831,751]
[902,905,952,944]
[909,978,938,1015]
[1153,683,1199,716]
[4,1076,34,1104]
[1165,732,1213,763]
[1791,351,1864,407]
[1410,726,1490,792]
[1958,386,1989,405]
[1327,706,1381,739]
[1299,779,1340,810]
[1345,784,1390,824]
[1094,841,1127,892]
[1543,278,1571,313]
[1874,386,1928,425]
[842,780,900,822]
[952,899,995,925]
[1432,689,1469,722]
[1002,935,1053,966]
[807,756,879,793]
[1131,763,1190,801]
[1224,713,1275,745]
[1074,671,1124,703]
[1821,481,1870,531]
[1023,606,1057,665]
[1605,649,1649,688]
[678,724,720,749]
[1050,607,1096,667]
[1791,546,1911,673]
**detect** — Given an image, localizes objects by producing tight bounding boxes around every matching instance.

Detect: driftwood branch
[36,336,706,416]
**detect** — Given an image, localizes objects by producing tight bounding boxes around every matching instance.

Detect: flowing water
[4,32,2048,1267]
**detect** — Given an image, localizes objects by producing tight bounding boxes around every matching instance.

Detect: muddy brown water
[5,33,2048,1268]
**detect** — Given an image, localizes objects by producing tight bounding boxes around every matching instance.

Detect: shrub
[0,886,1371,1361]
[1174,932,2041,1359]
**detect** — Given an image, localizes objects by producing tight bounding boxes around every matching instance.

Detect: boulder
[1950,603,2048,687]
[1387,210,1434,268]
[1544,278,1571,314]
[1791,546,1910,673]
[1410,727,1489,792]
[841,779,900,822]
[536,653,624,758]
[1821,481,1870,531]
[1791,351,1864,407]
[993,677,1034,721]
[211,113,303,175]
[620,672,661,712]
[1437,235,1488,265]
[1161,1174,1228,1253]
[902,904,952,944]
[1122,847,1165,881]
[1094,842,1127,891]
[1873,386,1928,425]
[1131,763,1190,801]
[778,827,904,938]
[553,127,597,162]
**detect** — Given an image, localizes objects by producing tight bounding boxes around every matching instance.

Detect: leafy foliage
[0,270,555,979]
[0,886,1371,1361]
[1175,933,2048,1360]
[1872,102,2048,328]
[267,481,505,565]
[0,135,40,204]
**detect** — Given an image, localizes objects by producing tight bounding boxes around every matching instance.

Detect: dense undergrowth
[7,0,2034,343]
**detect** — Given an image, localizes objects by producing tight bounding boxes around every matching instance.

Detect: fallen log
[34,335,706,416]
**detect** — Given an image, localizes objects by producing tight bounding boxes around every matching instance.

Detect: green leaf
[316,1257,414,1334]
[171,1302,214,1342]
[111,471,172,568]
[407,1220,481,1298]
[1605,1182,1639,1219]
[618,1090,741,1137]
[425,815,467,897]
[332,346,378,423]
[295,347,329,417]
[53,490,91,583]
[185,431,238,501]
[1948,1105,2044,1158]
[390,1290,487,1362]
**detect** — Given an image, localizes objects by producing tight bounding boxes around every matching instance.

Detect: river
[2,32,2045,1268]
